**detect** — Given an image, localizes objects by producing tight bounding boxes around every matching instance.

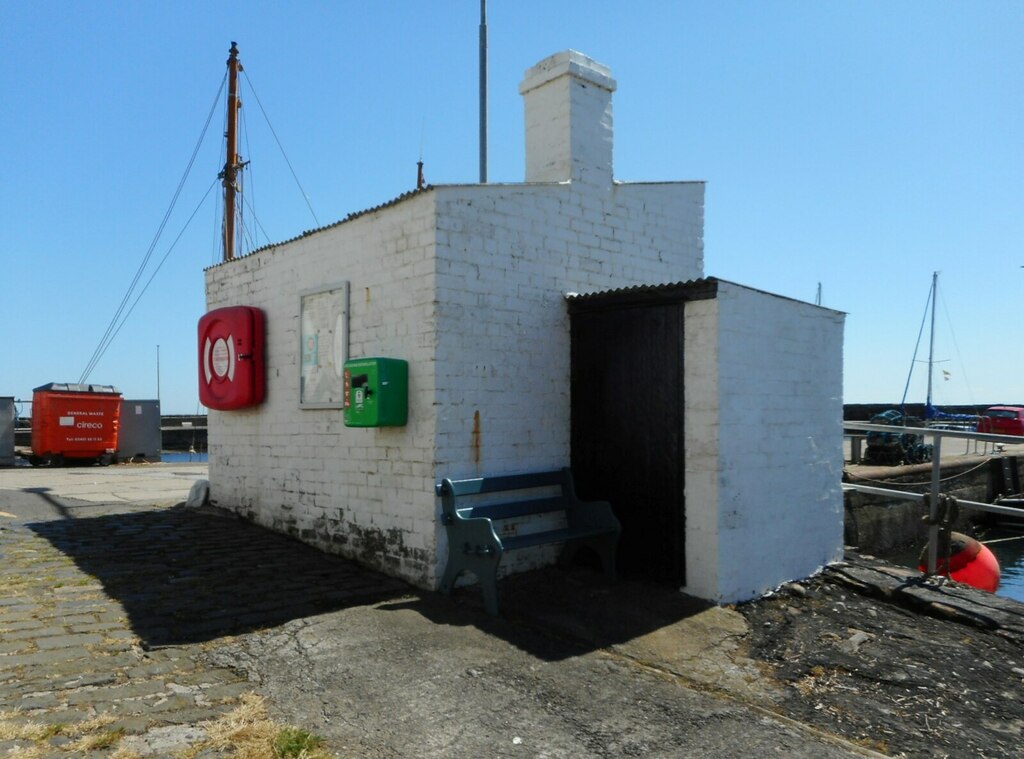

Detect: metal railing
[843,422,1024,573]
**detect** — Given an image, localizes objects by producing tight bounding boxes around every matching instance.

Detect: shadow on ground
[380,563,715,661]
[27,506,410,648]
[21,496,715,661]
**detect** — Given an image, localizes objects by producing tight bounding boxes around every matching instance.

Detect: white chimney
[519,50,617,188]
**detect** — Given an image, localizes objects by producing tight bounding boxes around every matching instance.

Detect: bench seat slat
[456,496,568,521]
[500,526,612,551]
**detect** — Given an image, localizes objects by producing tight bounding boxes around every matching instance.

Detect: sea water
[982,529,1024,603]
[161,451,209,463]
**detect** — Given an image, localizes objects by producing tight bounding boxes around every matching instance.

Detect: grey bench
[436,468,620,615]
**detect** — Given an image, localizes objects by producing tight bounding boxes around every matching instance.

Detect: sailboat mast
[222,42,243,262]
[926,271,938,409]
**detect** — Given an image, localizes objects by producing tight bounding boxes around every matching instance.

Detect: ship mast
[221,42,243,261]
[926,271,938,411]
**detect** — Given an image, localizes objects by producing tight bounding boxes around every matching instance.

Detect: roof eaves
[204,184,436,271]
[565,278,719,313]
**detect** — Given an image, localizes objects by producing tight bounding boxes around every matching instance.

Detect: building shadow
[378,563,715,662]
[27,506,410,648]
[24,502,715,660]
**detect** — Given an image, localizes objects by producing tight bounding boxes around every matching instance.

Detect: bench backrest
[436,468,580,522]
[437,469,569,498]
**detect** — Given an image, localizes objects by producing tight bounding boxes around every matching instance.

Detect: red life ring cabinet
[198,306,266,410]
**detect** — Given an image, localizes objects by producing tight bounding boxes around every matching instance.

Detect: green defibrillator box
[343,358,408,427]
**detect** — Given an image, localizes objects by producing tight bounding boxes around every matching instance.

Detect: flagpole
[479,0,488,183]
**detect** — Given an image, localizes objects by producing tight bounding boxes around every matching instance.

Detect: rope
[242,70,320,227]
[239,190,272,250]
[983,534,1024,545]
[920,493,960,578]
[843,457,993,487]
[239,107,254,253]
[921,493,959,526]
[900,282,933,410]
[937,286,977,406]
[80,74,227,383]
[91,179,219,360]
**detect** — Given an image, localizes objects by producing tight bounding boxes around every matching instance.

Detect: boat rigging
[77,41,318,382]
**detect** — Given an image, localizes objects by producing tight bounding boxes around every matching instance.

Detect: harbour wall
[844,403,1019,420]
[843,456,1015,554]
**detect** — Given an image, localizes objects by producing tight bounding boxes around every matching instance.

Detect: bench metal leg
[464,557,501,616]
[479,568,500,616]
[441,550,503,616]
[561,536,618,581]
[439,556,461,596]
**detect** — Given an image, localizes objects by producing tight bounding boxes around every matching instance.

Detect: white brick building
[204,51,844,603]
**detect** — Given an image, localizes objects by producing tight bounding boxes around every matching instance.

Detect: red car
[977,406,1024,436]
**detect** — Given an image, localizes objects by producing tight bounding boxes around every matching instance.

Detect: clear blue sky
[2,2,1021,414]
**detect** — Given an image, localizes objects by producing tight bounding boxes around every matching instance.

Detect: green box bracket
[343,358,409,427]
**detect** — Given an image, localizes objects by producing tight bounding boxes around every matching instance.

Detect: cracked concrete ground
[206,588,869,759]
[0,467,883,758]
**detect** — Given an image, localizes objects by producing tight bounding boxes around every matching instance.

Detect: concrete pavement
[0,464,884,757]
[0,461,206,514]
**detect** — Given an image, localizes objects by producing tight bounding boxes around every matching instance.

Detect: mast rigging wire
[242,70,320,227]
[87,179,219,367]
[900,281,933,411]
[79,58,319,382]
[79,75,226,383]
[239,190,272,250]
[936,286,976,405]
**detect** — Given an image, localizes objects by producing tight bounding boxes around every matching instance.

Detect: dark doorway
[568,281,716,585]
[569,301,687,583]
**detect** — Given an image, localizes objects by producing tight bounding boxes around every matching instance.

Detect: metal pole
[157,345,161,403]
[926,433,942,574]
[479,0,488,183]
[926,271,937,409]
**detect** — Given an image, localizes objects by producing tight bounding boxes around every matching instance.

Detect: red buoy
[919,532,1001,592]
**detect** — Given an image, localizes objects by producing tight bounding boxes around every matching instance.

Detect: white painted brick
[681,283,844,604]
[204,51,834,598]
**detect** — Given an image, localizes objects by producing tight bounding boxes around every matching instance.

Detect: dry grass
[0,712,121,751]
[0,717,57,742]
[110,747,144,759]
[64,728,125,752]
[1,694,331,758]
[3,745,47,759]
[182,692,333,759]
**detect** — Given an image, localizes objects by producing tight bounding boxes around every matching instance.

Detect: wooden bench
[436,468,620,615]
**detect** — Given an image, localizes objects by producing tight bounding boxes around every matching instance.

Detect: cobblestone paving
[0,505,409,757]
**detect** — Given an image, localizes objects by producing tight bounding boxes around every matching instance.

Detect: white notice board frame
[299,281,350,409]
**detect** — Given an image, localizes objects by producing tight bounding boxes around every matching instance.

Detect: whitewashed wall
[204,192,441,586]
[432,180,704,578]
[204,46,708,590]
[204,175,705,588]
[204,47,845,602]
[433,181,704,477]
[683,282,845,602]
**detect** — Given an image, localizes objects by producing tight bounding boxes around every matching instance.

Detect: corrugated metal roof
[205,185,435,271]
[565,278,719,313]
[566,277,846,315]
